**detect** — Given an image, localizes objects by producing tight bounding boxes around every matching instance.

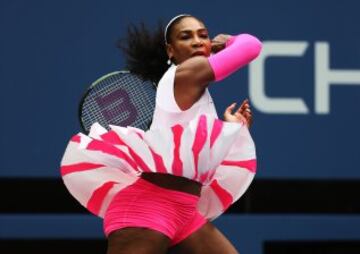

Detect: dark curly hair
[117,22,168,85]
[117,15,201,85]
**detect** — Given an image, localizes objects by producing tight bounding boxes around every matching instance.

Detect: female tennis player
[61,14,261,253]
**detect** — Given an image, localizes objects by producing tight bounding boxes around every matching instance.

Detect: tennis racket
[79,71,156,133]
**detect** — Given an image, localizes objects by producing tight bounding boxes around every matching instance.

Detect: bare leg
[107,227,170,254]
[169,222,239,254]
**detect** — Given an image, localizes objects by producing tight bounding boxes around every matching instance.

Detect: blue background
[1,0,359,179]
[1,0,360,253]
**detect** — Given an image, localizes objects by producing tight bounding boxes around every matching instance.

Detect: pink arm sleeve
[208,34,262,81]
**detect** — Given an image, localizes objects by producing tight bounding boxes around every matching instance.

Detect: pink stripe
[87,181,117,215]
[199,171,210,183]
[102,132,152,173]
[110,132,151,172]
[210,119,223,148]
[87,140,138,171]
[210,179,233,210]
[149,148,167,173]
[199,170,215,183]
[221,159,257,173]
[171,124,183,176]
[200,169,217,184]
[71,135,81,143]
[61,162,105,176]
[192,115,208,180]
[128,148,152,173]
[101,131,125,145]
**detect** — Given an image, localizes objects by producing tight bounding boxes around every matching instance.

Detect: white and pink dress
[60,63,257,222]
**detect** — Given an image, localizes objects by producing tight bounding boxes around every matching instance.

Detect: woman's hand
[211,34,231,54]
[223,99,253,128]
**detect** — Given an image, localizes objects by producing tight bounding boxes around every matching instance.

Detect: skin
[107,16,252,254]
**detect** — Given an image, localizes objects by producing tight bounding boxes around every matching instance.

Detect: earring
[167,59,171,65]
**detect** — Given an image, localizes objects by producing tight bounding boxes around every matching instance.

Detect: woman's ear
[166,43,173,59]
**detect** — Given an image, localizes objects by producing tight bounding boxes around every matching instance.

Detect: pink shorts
[103,178,207,245]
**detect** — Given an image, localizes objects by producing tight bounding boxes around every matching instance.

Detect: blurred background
[1,0,360,253]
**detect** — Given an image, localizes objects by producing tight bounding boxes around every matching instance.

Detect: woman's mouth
[191,51,206,56]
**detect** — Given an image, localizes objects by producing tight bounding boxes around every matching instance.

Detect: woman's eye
[198,33,209,39]
[179,33,190,40]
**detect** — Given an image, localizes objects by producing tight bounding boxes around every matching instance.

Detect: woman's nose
[191,36,203,47]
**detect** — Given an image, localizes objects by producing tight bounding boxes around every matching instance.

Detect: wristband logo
[249,41,360,114]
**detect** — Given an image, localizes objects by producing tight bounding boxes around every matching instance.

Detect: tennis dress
[60,65,256,220]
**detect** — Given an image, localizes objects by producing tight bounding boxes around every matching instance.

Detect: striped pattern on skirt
[60,114,256,220]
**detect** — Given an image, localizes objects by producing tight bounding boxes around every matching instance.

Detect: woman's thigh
[107,227,170,254]
[169,221,239,254]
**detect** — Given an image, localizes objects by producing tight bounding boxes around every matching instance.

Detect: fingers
[234,112,248,124]
[245,112,253,127]
[224,101,253,128]
[211,41,226,53]
[225,100,252,116]
[239,98,248,108]
[237,99,252,128]
[225,102,237,113]
[238,99,251,114]
[212,34,232,43]
[223,102,237,121]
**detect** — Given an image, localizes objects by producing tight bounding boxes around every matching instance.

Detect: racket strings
[81,72,156,132]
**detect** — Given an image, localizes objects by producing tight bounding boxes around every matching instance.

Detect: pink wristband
[208,34,262,81]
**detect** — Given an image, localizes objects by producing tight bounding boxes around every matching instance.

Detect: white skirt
[60,114,256,220]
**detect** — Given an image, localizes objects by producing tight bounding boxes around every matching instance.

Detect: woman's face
[167,17,211,65]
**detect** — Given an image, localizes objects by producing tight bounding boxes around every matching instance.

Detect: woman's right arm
[174,34,262,110]
[208,34,262,81]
